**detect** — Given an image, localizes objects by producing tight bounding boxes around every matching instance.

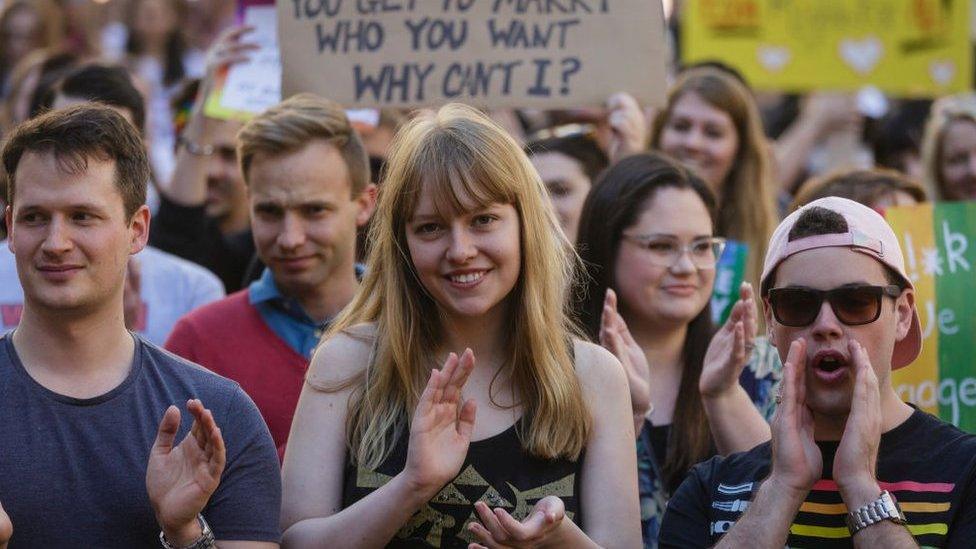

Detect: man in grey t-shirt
[0,105,280,548]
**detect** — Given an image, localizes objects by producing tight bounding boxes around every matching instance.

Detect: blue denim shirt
[247,265,364,359]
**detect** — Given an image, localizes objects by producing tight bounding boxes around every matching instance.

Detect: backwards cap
[759,196,921,370]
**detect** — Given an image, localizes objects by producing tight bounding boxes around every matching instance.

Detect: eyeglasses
[767,284,903,327]
[621,235,726,269]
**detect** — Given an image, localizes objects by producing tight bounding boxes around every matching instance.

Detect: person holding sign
[659,197,976,548]
[280,104,640,548]
[651,67,778,293]
[575,153,782,547]
[921,93,976,202]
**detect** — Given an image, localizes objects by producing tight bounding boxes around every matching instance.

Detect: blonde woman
[651,67,778,292]
[280,104,641,548]
[920,93,976,201]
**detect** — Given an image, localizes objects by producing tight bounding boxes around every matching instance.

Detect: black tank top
[341,419,583,548]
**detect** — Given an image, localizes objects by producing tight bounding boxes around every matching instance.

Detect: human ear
[355,183,378,227]
[762,296,775,344]
[128,205,151,255]
[894,287,915,341]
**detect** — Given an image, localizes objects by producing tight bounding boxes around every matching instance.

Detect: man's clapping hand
[0,499,11,549]
[146,399,226,547]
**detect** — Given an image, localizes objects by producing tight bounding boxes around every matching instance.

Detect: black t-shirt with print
[660,408,976,548]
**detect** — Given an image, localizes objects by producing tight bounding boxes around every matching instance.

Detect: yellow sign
[683,0,972,97]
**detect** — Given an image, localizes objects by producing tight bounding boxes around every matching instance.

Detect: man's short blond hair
[237,93,370,195]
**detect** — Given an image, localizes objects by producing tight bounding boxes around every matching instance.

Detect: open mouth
[812,350,850,382]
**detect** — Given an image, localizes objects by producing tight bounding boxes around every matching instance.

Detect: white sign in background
[220,6,283,114]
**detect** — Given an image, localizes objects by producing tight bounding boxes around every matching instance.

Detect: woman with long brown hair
[280,104,640,548]
[576,152,781,548]
[651,67,778,292]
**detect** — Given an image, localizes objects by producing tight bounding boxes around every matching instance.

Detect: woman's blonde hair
[920,93,976,201]
[323,103,590,470]
[651,67,777,289]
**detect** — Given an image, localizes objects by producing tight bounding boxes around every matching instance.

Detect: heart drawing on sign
[929,60,956,86]
[838,37,883,75]
[757,45,791,72]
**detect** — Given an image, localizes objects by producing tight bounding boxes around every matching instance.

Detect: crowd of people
[0,1,974,548]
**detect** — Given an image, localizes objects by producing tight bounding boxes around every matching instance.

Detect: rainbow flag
[886,202,976,433]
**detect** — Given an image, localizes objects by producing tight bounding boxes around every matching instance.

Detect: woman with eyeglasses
[575,153,782,548]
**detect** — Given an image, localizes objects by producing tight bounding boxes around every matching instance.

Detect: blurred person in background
[353,108,405,262]
[870,99,931,182]
[791,168,927,214]
[149,27,255,292]
[0,49,78,135]
[770,93,867,195]
[576,152,781,548]
[521,92,652,163]
[526,129,608,243]
[125,0,204,183]
[0,0,63,98]
[651,66,778,293]
[921,93,976,201]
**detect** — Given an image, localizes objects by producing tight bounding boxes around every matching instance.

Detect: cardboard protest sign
[887,202,976,433]
[711,240,749,325]
[682,0,972,97]
[277,0,667,109]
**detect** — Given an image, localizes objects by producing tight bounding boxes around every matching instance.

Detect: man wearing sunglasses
[660,197,976,548]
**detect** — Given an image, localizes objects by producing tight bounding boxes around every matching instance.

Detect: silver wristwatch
[158,514,216,549]
[845,490,907,535]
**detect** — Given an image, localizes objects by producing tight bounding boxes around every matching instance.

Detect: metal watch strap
[158,514,216,549]
[845,490,907,535]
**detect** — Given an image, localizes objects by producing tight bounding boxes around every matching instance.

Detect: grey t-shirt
[0,333,281,548]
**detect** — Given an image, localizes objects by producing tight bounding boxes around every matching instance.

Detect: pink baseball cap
[760,196,921,370]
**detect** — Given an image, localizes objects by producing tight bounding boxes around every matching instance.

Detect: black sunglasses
[767,285,903,327]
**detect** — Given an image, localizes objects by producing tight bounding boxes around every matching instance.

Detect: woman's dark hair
[575,152,718,493]
[525,133,609,182]
[126,0,187,87]
[37,63,146,133]
[25,51,79,119]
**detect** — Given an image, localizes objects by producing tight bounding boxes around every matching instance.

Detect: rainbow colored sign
[886,202,976,433]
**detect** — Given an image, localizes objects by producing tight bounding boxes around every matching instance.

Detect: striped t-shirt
[659,408,976,548]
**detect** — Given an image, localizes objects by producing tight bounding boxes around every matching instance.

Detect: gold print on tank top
[355,463,576,546]
[508,474,577,522]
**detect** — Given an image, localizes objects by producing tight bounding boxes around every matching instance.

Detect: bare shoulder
[571,338,628,398]
[307,323,376,387]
